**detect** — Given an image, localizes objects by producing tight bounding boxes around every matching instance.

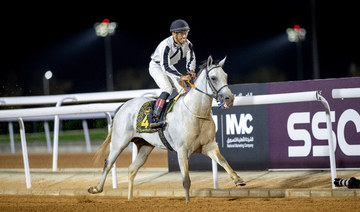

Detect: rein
[185,65,229,104]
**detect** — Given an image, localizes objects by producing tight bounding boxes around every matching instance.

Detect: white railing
[1,113,114,153]
[332,88,360,99]
[1,89,161,154]
[0,103,122,118]
[0,89,160,189]
[0,89,161,106]
[0,89,340,189]
[0,89,160,158]
[0,103,122,189]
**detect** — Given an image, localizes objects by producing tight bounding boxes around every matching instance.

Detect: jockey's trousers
[149,60,183,95]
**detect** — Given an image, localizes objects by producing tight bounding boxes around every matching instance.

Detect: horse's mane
[195,59,220,82]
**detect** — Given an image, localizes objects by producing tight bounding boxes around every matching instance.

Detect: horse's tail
[94,127,112,164]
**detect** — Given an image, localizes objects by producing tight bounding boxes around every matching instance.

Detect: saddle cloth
[136,96,178,133]
[136,101,157,133]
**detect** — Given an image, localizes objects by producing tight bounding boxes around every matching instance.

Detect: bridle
[186,65,229,106]
[182,64,230,119]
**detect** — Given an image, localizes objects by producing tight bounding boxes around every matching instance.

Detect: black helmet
[170,19,190,32]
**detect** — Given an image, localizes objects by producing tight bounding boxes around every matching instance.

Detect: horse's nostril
[225,96,234,101]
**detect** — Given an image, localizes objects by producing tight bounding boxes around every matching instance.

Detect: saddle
[135,94,181,152]
[136,93,181,133]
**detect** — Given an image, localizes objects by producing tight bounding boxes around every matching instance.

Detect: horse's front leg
[177,149,191,202]
[203,141,246,186]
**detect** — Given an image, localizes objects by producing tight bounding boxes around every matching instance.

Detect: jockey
[149,19,196,128]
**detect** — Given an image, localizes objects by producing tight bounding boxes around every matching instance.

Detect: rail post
[18,118,31,188]
[8,122,15,153]
[318,94,336,189]
[52,97,77,171]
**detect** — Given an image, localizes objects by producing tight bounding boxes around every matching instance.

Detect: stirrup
[150,121,165,128]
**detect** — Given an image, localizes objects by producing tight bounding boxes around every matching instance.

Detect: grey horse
[88,56,246,202]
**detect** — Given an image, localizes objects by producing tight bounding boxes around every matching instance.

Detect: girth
[157,128,175,152]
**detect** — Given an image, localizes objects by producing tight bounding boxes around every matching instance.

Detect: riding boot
[150,92,170,128]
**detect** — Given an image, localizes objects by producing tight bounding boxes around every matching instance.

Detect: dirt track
[0,151,168,169]
[0,195,359,212]
[1,152,359,211]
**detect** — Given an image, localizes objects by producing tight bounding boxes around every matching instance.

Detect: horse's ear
[219,56,227,67]
[207,55,213,68]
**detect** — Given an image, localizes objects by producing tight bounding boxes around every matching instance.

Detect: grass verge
[0,128,108,143]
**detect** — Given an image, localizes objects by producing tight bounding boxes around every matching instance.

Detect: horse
[88,56,246,202]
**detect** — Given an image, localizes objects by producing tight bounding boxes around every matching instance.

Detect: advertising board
[267,78,360,169]
[168,77,360,171]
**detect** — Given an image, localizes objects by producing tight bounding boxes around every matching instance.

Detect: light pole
[311,0,320,79]
[94,19,117,91]
[42,70,53,153]
[286,25,306,80]
[43,70,53,95]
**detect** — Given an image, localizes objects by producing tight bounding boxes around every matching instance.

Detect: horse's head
[202,55,234,108]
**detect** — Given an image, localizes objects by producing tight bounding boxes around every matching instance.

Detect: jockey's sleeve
[161,46,182,77]
[186,42,196,73]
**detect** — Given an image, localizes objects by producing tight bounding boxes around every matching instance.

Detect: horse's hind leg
[88,132,131,194]
[128,139,154,200]
[203,141,246,186]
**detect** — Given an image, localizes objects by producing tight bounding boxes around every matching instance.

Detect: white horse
[88,56,246,202]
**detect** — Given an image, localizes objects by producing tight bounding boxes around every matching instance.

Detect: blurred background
[2,0,359,97]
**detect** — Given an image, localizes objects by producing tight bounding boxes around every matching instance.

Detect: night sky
[2,1,359,96]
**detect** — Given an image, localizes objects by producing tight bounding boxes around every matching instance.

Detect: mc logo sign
[287,109,360,157]
[226,113,253,135]
[212,113,256,149]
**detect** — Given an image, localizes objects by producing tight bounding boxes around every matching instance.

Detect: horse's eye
[211,76,217,81]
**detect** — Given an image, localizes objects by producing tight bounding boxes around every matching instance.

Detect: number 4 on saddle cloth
[136,93,181,133]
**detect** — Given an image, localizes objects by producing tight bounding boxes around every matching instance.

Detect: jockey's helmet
[170,19,190,32]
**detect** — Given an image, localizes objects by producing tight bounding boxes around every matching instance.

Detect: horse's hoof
[88,187,96,194]
[234,179,246,186]
[88,187,102,194]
